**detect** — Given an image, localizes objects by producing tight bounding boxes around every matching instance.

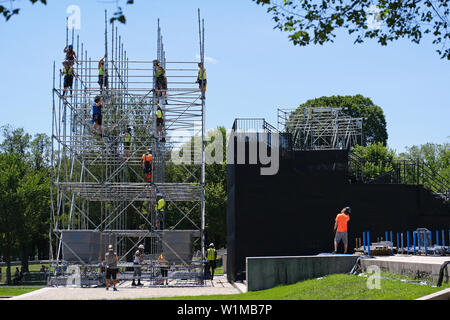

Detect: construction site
[48,11,208,287]
[1,4,448,303]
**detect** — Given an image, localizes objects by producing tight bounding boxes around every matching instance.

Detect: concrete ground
[360,254,450,283]
[5,275,247,300]
[364,255,450,265]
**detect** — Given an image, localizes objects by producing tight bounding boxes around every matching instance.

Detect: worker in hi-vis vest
[141,149,152,183]
[122,127,132,160]
[155,193,165,230]
[196,62,207,96]
[206,243,217,280]
[156,104,166,143]
[98,55,109,93]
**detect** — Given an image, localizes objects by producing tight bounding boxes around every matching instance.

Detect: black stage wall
[226,148,450,281]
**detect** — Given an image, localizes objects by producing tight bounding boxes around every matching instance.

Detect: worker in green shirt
[156,104,166,143]
[98,55,109,93]
[207,243,217,281]
[122,127,132,160]
[196,62,206,97]
[153,60,167,102]
[155,193,165,230]
[61,61,76,97]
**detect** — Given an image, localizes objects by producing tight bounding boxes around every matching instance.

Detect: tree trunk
[5,248,11,285]
[20,244,29,273]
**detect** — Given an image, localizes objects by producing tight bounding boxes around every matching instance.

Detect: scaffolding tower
[278,107,363,150]
[49,11,207,286]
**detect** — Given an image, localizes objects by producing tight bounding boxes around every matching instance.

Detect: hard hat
[108,244,113,250]
[156,192,163,197]
[209,243,214,247]
[138,244,144,249]
[68,44,73,49]
[94,95,102,103]
[345,207,351,213]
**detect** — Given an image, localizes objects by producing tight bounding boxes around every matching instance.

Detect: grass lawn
[0,286,43,297]
[144,273,450,300]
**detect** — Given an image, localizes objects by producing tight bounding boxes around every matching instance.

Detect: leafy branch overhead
[0,0,46,21]
[0,0,134,24]
[253,0,450,59]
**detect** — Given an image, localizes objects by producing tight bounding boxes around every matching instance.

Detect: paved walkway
[5,275,246,300]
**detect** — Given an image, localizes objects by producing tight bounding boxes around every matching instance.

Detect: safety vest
[99,65,104,76]
[155,198,165,212]
[198,68,206,80]
[142,153,152,163]
[64,67,73,76]
[156,108,163,119]
[207,248,216,261]
[124,132,131,143]
[156,66,164,78]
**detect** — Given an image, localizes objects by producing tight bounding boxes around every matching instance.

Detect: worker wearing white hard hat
[132,244,145,286]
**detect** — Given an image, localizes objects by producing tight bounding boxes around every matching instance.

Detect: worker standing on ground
[141,149,153,183]
[98,55,109,93]
[105,244,119,291]
[196,62,207,97]
[122,127,132,160]
[64,44,78,66]
[207,243,217,281]
[333,207,351,254]
[155,193,165,230]
[132,244,145,287]
[61,61,76,97]
[92,95,104,137]
[156,104,166,143]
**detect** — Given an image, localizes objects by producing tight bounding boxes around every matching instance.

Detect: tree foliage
[0,126,51,283]
[294,94,388,146]
[254,0,450,59]
[399,141,450,180]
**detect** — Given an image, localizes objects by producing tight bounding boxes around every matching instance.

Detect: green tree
[254,0,450,59]
[350,142,398,182]
[0,152,27,284]
[399,141,450,181]
[0,126,51,280]
[294,95,388,146]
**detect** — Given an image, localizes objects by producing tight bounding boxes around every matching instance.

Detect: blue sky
[0,0,449,153]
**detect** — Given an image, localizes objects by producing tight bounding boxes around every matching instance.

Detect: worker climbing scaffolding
[64,44,78,66]
[154,60,168,103]
[155,193,165,230]
[197,62,207,97]
[122,127,132,160]
[61,61,76,97]
[141,149,153,183]
[156,103,166,143]
[98,55,109,93]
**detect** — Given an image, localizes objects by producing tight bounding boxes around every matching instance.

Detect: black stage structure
[226,112,450,282]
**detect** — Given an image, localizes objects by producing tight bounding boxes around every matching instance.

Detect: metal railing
[349,153,450,201]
